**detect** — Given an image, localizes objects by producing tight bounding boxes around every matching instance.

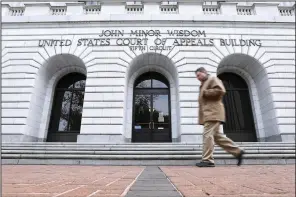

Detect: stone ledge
[77,134,124,143]
[2,153,295,160]
[1,149,295,155]
[2,14,295,24]
[1,134,44,143]
[2,158,295,166]
[2,143,295,147]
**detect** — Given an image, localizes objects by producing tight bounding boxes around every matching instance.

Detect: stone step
[2,153,295,166]
[3,157,295,165]
[2,144,295,148]
[2,148,295,154]
[2,153,295,159]
[2,155,294,166]
[2,142,295,147]
[2,142,294,166]
[1,146,294,151]
[2,143,295,148]
[2,149,295,155]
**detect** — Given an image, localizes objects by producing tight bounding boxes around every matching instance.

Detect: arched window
[134,72,169,89]
[47,73,86,142]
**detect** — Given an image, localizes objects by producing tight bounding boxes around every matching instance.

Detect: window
[48,73,86,133]
[134,72,169,89]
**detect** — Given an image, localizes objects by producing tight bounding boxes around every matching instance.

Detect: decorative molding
[237,6,255,15]
[160,1,178,14]
[278,6,295,16]
[2,2,294,17]
[126,1,143,14]
[84,4,101,15]
[202,3,220,15]
[9,7,25,16]
[50,6,67,15]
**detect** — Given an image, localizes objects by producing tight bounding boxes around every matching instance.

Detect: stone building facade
[1,1,295,143]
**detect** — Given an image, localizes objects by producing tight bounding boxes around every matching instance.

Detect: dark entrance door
[132,72,171,143]
[218,72,257,142]
[47,73,86,142]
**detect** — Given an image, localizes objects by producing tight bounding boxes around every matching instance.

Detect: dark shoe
[196,161,215,167]
[237,150,245,166]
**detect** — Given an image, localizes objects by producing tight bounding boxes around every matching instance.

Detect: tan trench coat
[198,75,226,125]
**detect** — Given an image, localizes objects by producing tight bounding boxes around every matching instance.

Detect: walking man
[195,67,245,167]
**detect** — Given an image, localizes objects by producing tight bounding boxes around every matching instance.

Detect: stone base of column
[259,133,294,142]
[180,133,203,143]
[280,133,295,142]
[2,134,44,142]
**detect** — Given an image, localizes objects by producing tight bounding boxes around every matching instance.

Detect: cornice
[2,14,295,24]
[2,0,230,3]
[23,3,51,7]
[2,18,295,31]
[252,3,280,6]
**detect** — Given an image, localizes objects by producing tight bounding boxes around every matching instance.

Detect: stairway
[1,142,295,165]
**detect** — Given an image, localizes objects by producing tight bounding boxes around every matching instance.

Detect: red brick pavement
[3,165,295,197]
[161,165,296,197]
[2,165,144,197]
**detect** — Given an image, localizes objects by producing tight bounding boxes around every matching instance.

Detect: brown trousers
[202,121,241,164]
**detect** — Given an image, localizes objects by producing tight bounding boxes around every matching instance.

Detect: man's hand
[203,77,226,100]
[203,87,225,100]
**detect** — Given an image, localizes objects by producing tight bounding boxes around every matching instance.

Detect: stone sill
[2,14,295,24]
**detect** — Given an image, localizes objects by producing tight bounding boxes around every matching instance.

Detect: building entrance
[218,72,257,142]
[47,73,85,142]
[132,72,172,142]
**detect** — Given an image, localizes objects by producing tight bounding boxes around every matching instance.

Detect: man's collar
[201,74,210,84]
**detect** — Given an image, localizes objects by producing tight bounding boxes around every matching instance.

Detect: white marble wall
[1,1,295,142]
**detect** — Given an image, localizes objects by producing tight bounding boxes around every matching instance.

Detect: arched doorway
[132,72,172,142]
[218,72,257,142]
[47,72,86,142]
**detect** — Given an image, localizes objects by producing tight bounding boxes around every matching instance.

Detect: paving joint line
[106,177,121,186]
[52,185,86,197]
[87,189,102,197]
[120,167,146,197]
[159,167,184,197]
[125,166,182,197]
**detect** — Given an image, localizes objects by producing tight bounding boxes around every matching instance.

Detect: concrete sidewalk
[2,165,295,197]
